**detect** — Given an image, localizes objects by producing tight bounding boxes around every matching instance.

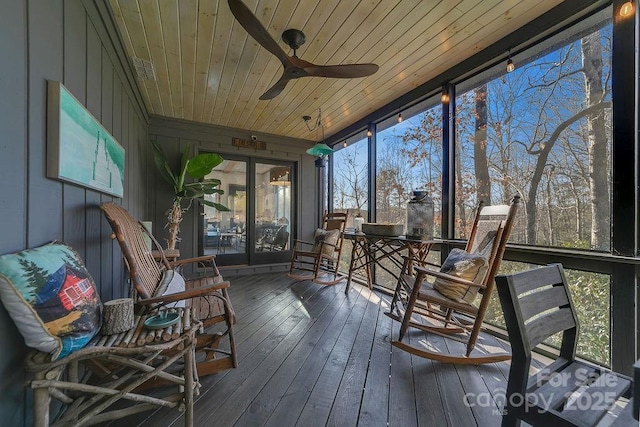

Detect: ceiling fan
[227,0,379,100]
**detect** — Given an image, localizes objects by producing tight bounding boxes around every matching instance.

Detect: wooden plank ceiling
[109,0,563,142]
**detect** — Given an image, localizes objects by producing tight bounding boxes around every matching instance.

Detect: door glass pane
[256,163,291,252]
[202,159,247,255]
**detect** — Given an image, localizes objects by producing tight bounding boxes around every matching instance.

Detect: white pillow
[154,270,186,308]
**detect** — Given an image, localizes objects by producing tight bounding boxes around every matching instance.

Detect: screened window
[376,102,442,238]
[333,135,368,219]
[455,20,612,250]
[327,6,619,369]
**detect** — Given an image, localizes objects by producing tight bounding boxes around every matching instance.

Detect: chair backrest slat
[519,285,571,321]
[508,261,567,295]
[467,204,511,255]
[101,203,166,300]
[525,306,577,349]
[472,198,519,299]
[496,263,580,359]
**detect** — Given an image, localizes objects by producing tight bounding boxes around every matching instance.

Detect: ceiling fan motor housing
[282,29,306,51]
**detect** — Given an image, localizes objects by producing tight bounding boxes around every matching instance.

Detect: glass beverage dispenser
[406,190,434,240]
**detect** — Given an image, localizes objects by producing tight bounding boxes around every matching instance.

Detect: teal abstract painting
[47,81,125,197]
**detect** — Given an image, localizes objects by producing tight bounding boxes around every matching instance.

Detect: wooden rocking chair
[386,195,520,364]
[288,211,348,285]
[101,203,238,376]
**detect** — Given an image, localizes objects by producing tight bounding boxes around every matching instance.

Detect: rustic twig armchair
[0,241,200,426]
[101,202,238,376]
[288,211,348,285]
[386,195,519,364]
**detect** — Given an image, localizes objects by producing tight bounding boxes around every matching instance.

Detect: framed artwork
[47,80,125,198]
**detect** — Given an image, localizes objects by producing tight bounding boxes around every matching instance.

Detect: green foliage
[564,269,610,365]
[151,140,229,212]
[559,239,590,249]
[18,259,49,300]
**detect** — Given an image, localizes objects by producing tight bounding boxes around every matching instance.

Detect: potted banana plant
[151,140,229,250]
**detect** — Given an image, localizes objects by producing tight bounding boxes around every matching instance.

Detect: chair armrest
[320,240,339,249]
[169,255,217,268]
[292,239,315,251]
[293,239,315,246]
[414,265,487,289]
[317,241,341,257]
[169,255,221,278]
[399,254,441,270]
[138,281,230,306]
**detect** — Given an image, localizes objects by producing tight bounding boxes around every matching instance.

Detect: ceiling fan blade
[227,0,290,65]
[304,63,379,78]
[259,77,291,100]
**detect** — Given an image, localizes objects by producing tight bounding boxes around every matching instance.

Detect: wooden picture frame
[47,80,125,198]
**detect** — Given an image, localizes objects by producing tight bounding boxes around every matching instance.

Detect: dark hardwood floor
[125,272,515,427]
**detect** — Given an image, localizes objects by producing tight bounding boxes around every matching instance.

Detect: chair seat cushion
[433,248,488,303]
[0,242,103,359]
[154,270,186,308]
[312,228,340,256]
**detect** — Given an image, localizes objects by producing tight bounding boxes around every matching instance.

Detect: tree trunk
[545,168,554,245]
[474,85,491,205]
[582,32,609,250]
[455,138,467,237]
[569,179,583,242]
[166,198,183,251]
[526,145,551,245]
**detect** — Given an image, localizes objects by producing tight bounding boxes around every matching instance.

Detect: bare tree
[376,133,414,223]
[333,147,368,213]
[582,31,610,250]
[474,85,491,205]
[379,27,611,249]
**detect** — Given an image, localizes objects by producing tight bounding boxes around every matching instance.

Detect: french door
[200,155,295,266]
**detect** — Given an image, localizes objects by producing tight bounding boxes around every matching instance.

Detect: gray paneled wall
[0,0,150,424]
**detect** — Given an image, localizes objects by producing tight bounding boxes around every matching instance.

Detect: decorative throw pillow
[312,228,340,257]
[0,242,103,359]
[433,248,488,304]
[153,270,186,308]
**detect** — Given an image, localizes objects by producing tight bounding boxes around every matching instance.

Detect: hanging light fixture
[366,129,372,138]
[306,142,333,156]
[397,113,403,123]
[506,50,515,73]
[343,140,347,148]
[620,1,635,17]
[269,166,291,186]
[441,87,450,103]
[303,108,333,167]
